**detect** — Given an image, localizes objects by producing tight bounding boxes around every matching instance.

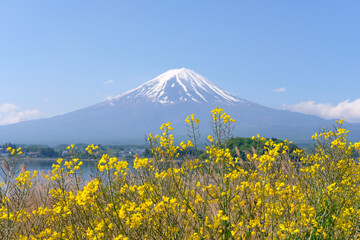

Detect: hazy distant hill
[1,68,360,145]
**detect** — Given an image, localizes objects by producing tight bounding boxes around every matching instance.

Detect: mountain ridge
[1,68,360,145]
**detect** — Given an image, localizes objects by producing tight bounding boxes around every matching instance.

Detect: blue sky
[1,1,360,124]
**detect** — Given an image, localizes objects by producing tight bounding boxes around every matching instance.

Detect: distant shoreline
[18,157,96,162]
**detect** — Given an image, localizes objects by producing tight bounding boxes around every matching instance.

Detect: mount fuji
[1,68,360,145]
[109,68,244,105]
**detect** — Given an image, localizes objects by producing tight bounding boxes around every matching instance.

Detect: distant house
[118,151,127,158]
[134,149,145,155]
[26,152,39,158]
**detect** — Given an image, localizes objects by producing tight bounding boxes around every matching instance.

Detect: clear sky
[1,1,360,125]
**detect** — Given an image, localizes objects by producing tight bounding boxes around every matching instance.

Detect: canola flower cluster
[0,108,360,239]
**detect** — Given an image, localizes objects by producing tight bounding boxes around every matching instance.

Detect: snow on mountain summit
[110,68,245,105]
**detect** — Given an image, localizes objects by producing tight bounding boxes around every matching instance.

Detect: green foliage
[38,146,59,158]
[2,143,17,150]
[225,137,301,161]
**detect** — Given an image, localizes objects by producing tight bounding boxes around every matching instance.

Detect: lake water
[0,158,134,182]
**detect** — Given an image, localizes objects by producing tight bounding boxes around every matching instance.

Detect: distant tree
[143,148,153,158]
[2,142,17,150]
[23,145,43,153]
[39,147,58,158]
[225,137,301,161]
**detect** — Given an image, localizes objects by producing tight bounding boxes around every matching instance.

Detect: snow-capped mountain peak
[110,68,245,105]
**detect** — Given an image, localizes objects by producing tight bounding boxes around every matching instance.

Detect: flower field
[1,107,360,239]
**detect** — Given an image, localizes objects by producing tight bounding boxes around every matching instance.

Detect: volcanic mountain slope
[1,68,359,145]
[104,68,246,105]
